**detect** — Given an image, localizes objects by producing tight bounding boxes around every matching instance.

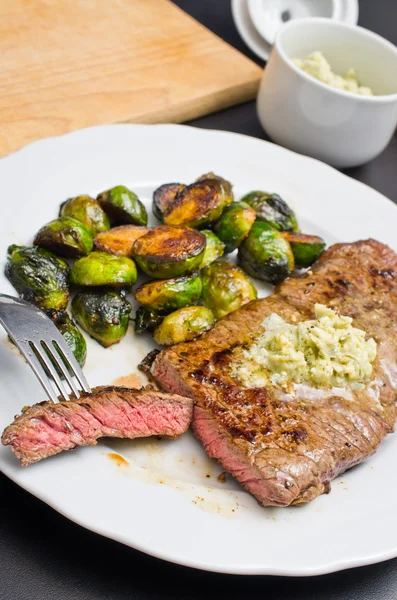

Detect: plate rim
[4,462,397,577]
[1,121,394,215]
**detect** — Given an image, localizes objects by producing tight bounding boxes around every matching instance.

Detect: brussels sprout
[97,185,148,226]
[238,221,294,284]
[94,225,151,256]
[133,225,206,279]
[201,261,257,319]
[34,217,93,258]
[242,191,299,232]
[163,178,232,228]
[46,309,87,368]
[200,230,225,268]
[154,306,215,346]
[135,272,202,313]
[282,233,326,269]
[134,307,164,334]
[152,183,185,221]
[70,252,137,287]
[196,172,234,203]
[59,195,110,236]
[5,245,69,311]
[213,201,256,253]
[72,290,131,347]
[239,190,263,205]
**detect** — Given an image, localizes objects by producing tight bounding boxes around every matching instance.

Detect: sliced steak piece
[2,386,193,466]
[152,239,397,507]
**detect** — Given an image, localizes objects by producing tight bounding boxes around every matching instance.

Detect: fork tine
[0,293,91,400]
[10,336,60,403]
[32,341,70,402]
[52,340,91,394]
[45,342,81,399]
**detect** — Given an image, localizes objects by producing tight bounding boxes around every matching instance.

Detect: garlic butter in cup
[257,18,397,168]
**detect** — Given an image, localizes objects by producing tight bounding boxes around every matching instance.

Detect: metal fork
[0,294,91,402]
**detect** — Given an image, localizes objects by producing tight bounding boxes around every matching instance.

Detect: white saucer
[231,0,359,62]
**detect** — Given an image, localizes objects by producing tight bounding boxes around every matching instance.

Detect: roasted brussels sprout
[135,272,202,313]
[94,225,151,256]
[97,185,148,226]
[196,172,234,203]
[5,245,70,311]
[134,307,164,334]
[200,230,225,268]
[163,178,232,228]
[70,252,137,287]
[201,261,257,319]
[59,195,110,236]
[213,201,256,253]
[238,221,295,284]
[152,183,185,221]
[282,233,326,268]
[242,191,299,232]
[34,217,93,258]
[239,190,262,205]
[154,306,215,346]
[133,225,206,279]
[72,290,131,347]
[46,309,87,368]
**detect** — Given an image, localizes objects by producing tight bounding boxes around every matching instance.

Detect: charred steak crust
[152,240,397,506]
[2,386,193,466]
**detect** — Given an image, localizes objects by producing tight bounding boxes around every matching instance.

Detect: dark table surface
[1,1,397,599]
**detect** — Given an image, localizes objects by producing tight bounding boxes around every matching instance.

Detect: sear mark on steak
[2,386,193,466]
[152,239,397,507]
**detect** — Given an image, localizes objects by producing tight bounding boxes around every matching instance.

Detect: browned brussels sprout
[200,230,225,268]
[238,221,294,284]
[70,252,138,287]
[59,195,110,236]
[196,172,234,203]
[238,191,262,205]
[72,290,131,347]
[154,306,215,346]
[46,309,87,368]
[201,261,257,319]
[213,201,256,253]
[94,225,151,256]
[133,225,206,278]
[152,183,185,221]
[134,307,164,334]
[134,272,202,313]
[163,178,232,229]
[282,233,326,268]
[5,245,69,311]
[241,191,299,232]
[34,217,93,258]
[97,185,148,226]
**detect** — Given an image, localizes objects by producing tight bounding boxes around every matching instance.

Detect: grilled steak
[152,240,397,506]
[2,386,193,466]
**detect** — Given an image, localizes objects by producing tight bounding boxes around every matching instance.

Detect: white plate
[232,0,359,61]
[1,124,397,576]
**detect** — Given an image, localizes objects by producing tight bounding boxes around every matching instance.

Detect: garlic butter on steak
[231,304,377,390]
[152,239,397,507]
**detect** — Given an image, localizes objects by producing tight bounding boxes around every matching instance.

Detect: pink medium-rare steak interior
[2,386,193,466]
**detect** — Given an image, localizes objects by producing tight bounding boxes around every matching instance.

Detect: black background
[2,1,397,598]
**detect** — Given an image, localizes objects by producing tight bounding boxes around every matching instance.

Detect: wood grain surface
[0,0,262,157]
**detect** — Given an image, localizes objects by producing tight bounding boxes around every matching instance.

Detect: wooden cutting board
[0,0,262,157]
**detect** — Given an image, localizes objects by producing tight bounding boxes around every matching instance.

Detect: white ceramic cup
[256,18,397,168]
